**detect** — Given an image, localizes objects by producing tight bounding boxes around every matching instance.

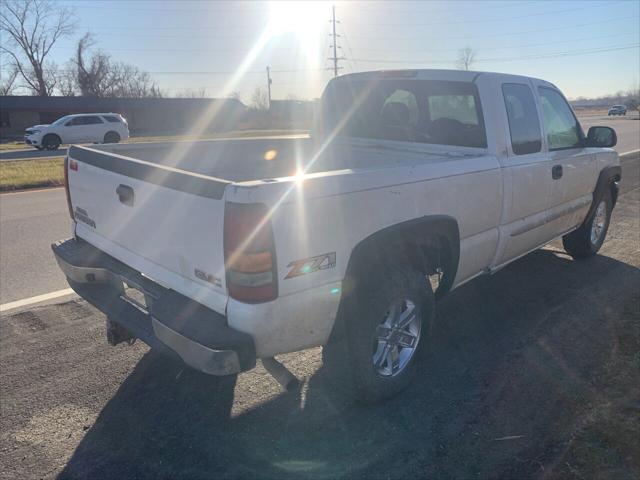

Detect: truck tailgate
[67,146,230,314]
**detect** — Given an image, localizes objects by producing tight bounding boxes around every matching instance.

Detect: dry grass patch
[0,157,64,191]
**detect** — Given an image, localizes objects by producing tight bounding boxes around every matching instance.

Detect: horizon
[1,0,639,101]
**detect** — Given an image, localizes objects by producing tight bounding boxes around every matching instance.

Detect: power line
[348,16,637,41]
[344,1,626,27]
[351,44,640,65]
[348,31,638,55]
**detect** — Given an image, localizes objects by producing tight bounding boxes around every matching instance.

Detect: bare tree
[72,33,161,98]
[0,0,76,95]
[251,87,269,111]
[0,65,19,95]
[456,47,477,71]
[56,61,77,96]
[174,87,208,98]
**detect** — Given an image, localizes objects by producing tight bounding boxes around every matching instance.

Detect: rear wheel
[343,257,434,403]
[563,189,612,258]
[104,131,121,144]
[42,134,61,150]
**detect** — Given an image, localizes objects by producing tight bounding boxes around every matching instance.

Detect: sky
[3,0,640,101]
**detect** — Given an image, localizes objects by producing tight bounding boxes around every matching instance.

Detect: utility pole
[266,66,272,110]
[328,5,342,77]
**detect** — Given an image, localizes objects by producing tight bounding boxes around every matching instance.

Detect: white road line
[620,149,640,157]
[0,288,75,314]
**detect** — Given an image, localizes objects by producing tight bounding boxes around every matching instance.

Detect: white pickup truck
[53,69,620,403]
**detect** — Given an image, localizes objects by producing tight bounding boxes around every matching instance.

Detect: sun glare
[268,1,328,38]
[267,1,329,66]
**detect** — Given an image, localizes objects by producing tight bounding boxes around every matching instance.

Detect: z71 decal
[285,252,336,279]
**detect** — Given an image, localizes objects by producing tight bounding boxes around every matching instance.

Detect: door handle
[116,184,135,206]
[552,165,563,180]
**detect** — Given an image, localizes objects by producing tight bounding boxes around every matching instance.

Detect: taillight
[63,156,76,219]
[224,202,277,303]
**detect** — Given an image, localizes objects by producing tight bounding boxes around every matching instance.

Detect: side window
[66,117,82,126]
[538,87,581,150]
[83,116,104,125]
[103,116,121,123]
[502,83,542,155]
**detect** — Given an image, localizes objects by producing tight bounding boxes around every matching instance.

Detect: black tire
[42,134,61,150]
[104,131,121,144]
[562,189,613,258]
[342,257,435,404]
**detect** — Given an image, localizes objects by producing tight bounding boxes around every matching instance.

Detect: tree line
[1,0,161,97]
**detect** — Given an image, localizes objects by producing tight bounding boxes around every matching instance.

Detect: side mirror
[586,126,617,148]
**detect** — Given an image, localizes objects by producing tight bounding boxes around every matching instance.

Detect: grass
[0,157,64,191]
[0,142,31,151]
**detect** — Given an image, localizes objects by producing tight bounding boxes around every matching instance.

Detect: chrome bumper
[52,238,255,376]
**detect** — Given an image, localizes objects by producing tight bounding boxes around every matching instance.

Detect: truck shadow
[58,248,640,480]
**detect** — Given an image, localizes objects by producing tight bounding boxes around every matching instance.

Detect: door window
[502,83,542,155]
[82,116,104,125]
[538,87,582,150]
[66,117,83,126]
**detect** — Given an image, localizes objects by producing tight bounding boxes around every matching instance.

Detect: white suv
[24,113,130,150]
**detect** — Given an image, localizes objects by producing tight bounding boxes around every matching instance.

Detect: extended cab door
[533,84,596,235]
[494,81,553,266]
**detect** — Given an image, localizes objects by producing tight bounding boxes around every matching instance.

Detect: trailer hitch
[106,316,136,346]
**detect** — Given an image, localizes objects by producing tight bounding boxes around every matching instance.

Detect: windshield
[52,115,72,125]
[320,78,487,148]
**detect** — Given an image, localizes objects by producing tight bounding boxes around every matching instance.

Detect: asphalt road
[0,189,71,304]
[0,133,309,161]
[578,113,640,153]
[1,174,638,479]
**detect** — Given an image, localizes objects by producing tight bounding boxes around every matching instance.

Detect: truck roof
[333,69,556,89]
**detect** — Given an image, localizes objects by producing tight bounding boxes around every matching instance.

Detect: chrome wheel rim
[590,201,607,245]
[372,298,421,377]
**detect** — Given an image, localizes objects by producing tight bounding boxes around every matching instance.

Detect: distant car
[24,113,129,150]
[608,105,627,116]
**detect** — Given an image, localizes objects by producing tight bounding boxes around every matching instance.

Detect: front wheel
[562,189,612,258]
[42,135,61,150]
[343,259,435,403]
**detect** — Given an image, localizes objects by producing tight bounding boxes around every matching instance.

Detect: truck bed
[91,137,315,183]
[88,136,482,184]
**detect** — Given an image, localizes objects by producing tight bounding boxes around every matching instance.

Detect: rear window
[321,78,487,148]
[103,115,122,123]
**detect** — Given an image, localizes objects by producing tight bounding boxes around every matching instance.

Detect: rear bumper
[52,238,256,375]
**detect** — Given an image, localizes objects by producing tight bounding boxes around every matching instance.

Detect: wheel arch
[326,215,460,346]
[591,164,621,215]
[43,133,62,143]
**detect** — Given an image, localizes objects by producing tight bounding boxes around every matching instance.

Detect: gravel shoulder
[1,171,639,480]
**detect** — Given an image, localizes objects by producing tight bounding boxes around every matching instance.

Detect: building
[0,96,247,139]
